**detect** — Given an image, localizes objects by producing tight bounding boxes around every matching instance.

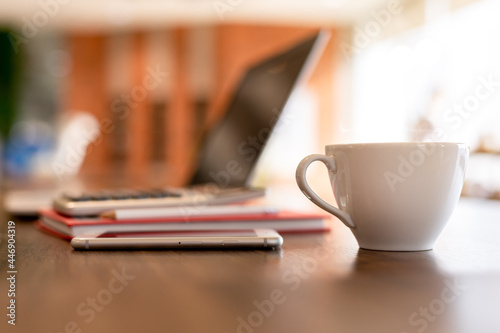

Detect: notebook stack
[37,204,330,240]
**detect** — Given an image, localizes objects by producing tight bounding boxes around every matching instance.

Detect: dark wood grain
[1,198,500,333]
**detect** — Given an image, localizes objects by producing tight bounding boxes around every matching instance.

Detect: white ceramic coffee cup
[296,142,469,251]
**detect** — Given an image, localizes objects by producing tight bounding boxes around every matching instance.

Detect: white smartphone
[70,229,283,250]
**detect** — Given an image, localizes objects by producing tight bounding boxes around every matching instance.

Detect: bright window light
[350,0,500,150]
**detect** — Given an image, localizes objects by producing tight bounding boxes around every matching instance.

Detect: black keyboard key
[110,191,135,200]
[63,188,183,202]
[148,189,182,198]
[131,191,151,199]
[89,192,113,201]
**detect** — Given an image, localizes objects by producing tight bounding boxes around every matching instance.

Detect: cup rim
[325,142,467,149]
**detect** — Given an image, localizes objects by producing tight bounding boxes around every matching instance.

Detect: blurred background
[0,0,499,202]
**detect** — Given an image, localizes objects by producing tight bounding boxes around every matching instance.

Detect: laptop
[52,31,328,216]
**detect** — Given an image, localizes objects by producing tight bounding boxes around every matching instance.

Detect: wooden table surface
[1,197,500,333]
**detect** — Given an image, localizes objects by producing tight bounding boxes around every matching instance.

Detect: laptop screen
[189,33,323,188]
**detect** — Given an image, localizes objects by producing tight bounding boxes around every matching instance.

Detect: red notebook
[37,208,330,239]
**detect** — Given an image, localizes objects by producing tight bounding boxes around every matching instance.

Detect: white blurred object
[3,189,59,215]
[465,153,500,196]
[51,112,100,181]
[3,112,99,215]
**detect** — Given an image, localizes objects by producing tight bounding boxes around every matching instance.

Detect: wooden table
[1,197,500,333]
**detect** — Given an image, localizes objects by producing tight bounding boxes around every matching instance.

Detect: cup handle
[296,154,355,228]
